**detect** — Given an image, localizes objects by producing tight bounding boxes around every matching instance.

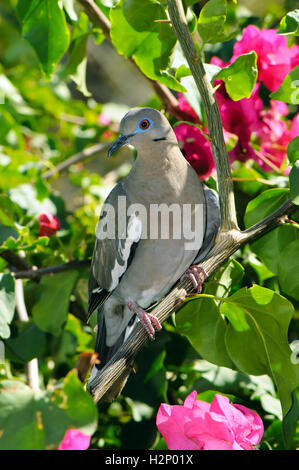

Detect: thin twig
[15,279,40,392]
[12,259,90,279]
[0,250,32,271]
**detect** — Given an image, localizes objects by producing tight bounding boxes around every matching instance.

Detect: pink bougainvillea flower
[156,391,264,451]
[174,123,215,179]
[290,113,299,141]
[177,92,199,123]
[231,25,299,92]
[255,100,291,170]
[98,112,111,126]
[57,429,91,450]
[39,211,61,237]
[212,80,263,163]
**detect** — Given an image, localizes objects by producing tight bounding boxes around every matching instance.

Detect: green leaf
[0,274,15,339]
[278,239,299,301]
[215,52,258,101]
[289,161,299,205]
[5,322,47,362]
[0,194,23,225]
[204,259,244,299]
[17,0,70,79]
[175,64,191,79]
[110,0,183,91]
[246,251,274,283]
[221,285,299,418]
[278,9,299,36]
[32,271,79,336]
[197,0,227,44]
[0,224,19,249]
[244,188,289,228]
[251,225,298,275]
[282,392,299,449]
[232,165,266,196]
[176,298,233,368]
[244,188,297,274]
[287,137,299,164]
[0,371,97,450]
[270,65,299,105]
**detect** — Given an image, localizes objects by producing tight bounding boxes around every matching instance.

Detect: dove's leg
[127,301,162,339]
[181,265,207,293]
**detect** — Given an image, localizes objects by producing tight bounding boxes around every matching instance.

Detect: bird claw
[181,265,207,293]
[127,301,162,340]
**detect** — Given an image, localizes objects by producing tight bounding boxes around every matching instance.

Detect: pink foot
[181,265,207,293]
[127,301,162,340]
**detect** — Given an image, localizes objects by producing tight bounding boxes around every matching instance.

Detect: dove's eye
[139,119,151,130]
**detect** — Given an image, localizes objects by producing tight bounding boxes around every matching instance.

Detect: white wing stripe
[109,214,142,290]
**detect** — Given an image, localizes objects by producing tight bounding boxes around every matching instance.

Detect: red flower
[39,211,60,237]
[174,123,215,179]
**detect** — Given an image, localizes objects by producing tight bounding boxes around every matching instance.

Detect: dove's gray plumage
[87,108,220,399]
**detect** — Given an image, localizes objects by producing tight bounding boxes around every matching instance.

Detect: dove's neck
[125,142,200,203]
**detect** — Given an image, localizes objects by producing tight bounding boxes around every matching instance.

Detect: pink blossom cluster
[175,25,299,179]
[156,391,264,450]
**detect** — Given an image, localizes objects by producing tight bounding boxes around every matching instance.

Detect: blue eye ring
[138,118,153,131]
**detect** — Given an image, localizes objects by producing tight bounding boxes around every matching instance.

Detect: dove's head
[108,108,177,157]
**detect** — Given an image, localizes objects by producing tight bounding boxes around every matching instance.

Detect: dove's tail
[87,308,136,401]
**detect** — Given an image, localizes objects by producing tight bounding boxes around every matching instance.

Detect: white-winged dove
[87,108,220,399]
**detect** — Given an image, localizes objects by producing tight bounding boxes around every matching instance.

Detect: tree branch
[88,199,296,402]
[76,0,193,121]
[11,259,90,280]
[42,142,110,180]
[0,250,32,271]
[167,0,238,231]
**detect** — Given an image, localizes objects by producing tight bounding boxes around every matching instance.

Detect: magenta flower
[98,112,111,126]
[57,429,91,450]
[255,101,291,170]
[214,81,263,163]
[39,211,61,237]
[174,123,215,179]
[156,391,264,450]
[177,93,199,123]
[290,114,299,141]
[231,25,299,92]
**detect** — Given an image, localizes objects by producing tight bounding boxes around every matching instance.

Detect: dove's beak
[108,133,134,157]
